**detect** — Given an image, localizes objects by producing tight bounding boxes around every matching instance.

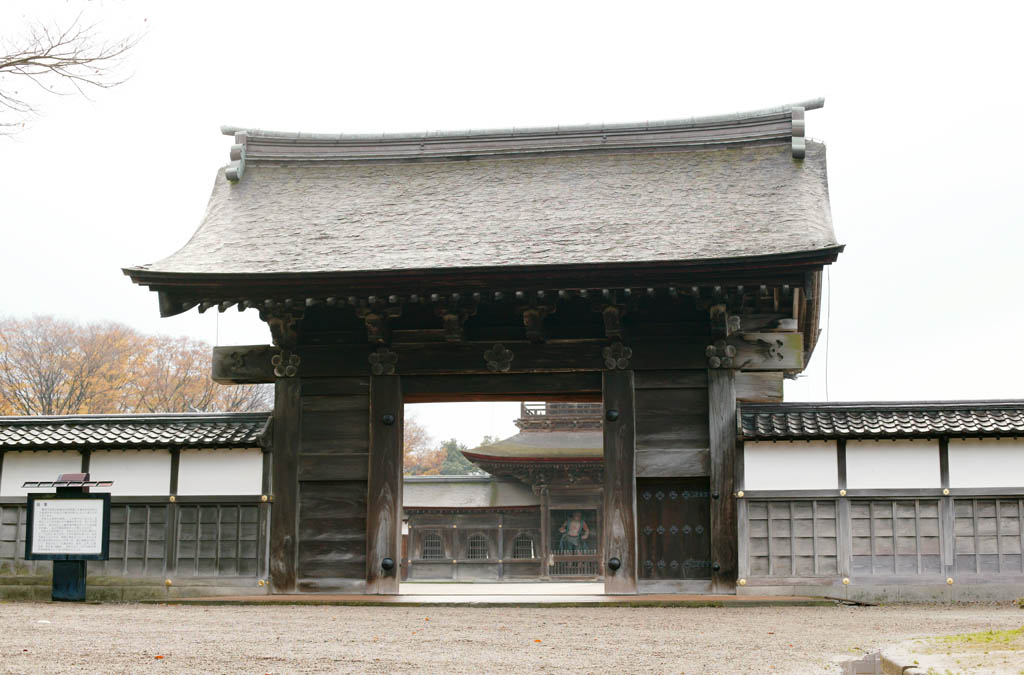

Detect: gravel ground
[0,603,1020,674]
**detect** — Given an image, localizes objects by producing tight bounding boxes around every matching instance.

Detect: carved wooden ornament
[368,347,398,375]
[705,340,737,369]
[602,341,632,370]
[484,343,514,372]
[271,350,301,378]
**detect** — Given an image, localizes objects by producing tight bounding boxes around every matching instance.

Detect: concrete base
[144,593,836,607]
[739,581,1024,603]
[0,574,269,602]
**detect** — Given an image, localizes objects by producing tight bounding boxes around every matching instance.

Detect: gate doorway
[399,392,617,592]
[400,399,605,590]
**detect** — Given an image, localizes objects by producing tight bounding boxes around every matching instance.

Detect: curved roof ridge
[221,98,824,142]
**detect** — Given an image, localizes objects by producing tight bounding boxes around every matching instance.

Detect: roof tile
[741,402,1024,440]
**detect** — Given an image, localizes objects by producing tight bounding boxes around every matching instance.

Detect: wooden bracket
[258,305,305,349]
[516,302,555,343]
[705,332,804,371]
[356,302,402,344]
[600,305,626,340]
[434,298,478,342]
[709,304,741,338]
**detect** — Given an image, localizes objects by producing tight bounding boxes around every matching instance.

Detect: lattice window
[467,533,488,560]
[88,505,168,577]
[851,500,940,575]
[954,498,1023,574]
[512,534,535,559]
[421,532,443,560]
[175,504,260,576]
[748,500,838,577]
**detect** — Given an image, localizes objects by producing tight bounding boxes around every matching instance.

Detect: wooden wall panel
[297,480,367,581]
[294,376,371,589]
[634,372,709,478]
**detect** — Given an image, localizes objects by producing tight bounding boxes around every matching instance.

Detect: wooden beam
[269,378,301,593]
[213,333,804,384]
[402,373,602,403]
[708,369,738,593]
[366,375,403,594]
[602,369,638,594]
[735,371,784,403]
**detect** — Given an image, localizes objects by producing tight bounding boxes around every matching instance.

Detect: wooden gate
[637,478,712,580]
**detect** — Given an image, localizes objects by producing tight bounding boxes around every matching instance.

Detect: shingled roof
[740,402,1024,441]
[0,413,271,450]
[124,100,840,308]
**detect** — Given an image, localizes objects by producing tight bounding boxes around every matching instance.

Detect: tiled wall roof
[0,413,270,450]
[741,402,1024,440]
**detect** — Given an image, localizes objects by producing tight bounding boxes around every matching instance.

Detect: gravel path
[0,603,1020,673]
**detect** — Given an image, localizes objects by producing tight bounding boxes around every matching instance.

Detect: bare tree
[0,13,141,134]
[0,315,271,416]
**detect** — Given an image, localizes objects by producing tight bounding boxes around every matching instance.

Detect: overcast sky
[1,1,1021,447]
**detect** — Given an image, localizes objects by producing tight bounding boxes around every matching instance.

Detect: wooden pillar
[366,375,403,594]
[939,437,954,579]
[258,441,273,583]
[602,369,637,595]
[497,514,504,580]
[836,439,851,581]
[708,369,737,593]
[269,378,301,593]
[538,486,551,578]
[165,447,181,578]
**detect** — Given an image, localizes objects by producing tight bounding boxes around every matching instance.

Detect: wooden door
[637,478,712,580]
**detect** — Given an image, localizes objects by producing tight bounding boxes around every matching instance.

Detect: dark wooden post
[366,375,403,594]
[836,439,851,582]
[269,378,301,593]
[165,447,181,578]
[708,369,738,593]
[538,486,551,578]
[602,369,637,595]
[938,437,954,580]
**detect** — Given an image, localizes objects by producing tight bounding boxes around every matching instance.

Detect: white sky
[1,1,1022,448]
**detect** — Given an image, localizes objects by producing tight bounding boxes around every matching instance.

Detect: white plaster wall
[743,441,838,490]
[177,448,263,496]
[949,438,1024,488]
[88,449,172,496]
[0,450,83,496]
[403,479,538,508]
[846,440,940,489]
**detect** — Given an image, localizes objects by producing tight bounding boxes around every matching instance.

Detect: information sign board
[25,493,110,561]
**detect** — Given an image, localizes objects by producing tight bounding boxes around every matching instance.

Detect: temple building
[404,402,605,582]
[2,98,1023,602]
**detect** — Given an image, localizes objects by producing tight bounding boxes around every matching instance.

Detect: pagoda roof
[464,430,603,462]
[124,100,840,315]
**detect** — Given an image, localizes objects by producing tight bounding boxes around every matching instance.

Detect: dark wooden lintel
[402,372,601,403]
[213,333,804,384]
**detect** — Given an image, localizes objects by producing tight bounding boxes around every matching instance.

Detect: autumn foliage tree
[0,315,270,415]
[403,418,492,476]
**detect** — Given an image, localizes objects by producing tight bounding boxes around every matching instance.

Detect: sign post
[23,473,112,602]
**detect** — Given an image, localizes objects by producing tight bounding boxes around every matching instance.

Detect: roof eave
[124,245,844,316]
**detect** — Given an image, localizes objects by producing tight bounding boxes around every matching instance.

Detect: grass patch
[924,625,1024,653]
